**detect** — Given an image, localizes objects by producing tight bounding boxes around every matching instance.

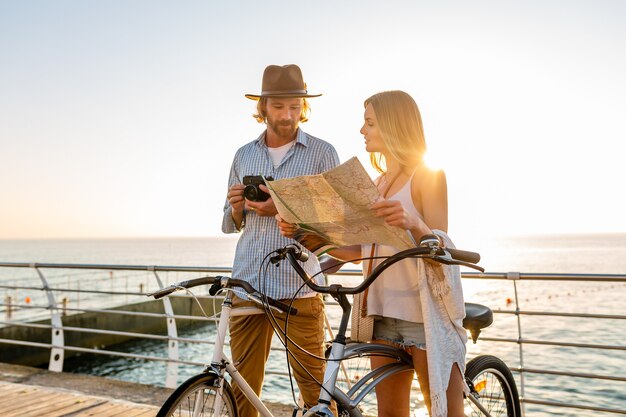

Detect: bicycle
[149,237,521,417]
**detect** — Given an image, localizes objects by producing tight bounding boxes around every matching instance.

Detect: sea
[1,233,625,416]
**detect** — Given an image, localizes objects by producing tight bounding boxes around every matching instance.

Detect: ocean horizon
[1,232,625,275]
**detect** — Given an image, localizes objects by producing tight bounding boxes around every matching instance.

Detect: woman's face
[360,103,387,153]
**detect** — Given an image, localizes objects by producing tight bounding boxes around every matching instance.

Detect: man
[222,64,340,417]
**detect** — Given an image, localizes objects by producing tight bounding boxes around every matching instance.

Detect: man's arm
[222,155,245,233]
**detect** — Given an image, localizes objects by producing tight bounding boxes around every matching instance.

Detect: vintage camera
[243,175,274,202]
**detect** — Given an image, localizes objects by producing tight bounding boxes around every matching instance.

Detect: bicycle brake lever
[433,255,485,273]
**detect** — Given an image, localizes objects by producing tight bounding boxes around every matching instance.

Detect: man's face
[264,97,302,140]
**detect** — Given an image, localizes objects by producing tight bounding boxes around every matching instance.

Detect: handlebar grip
[150,286,178,299]
[148,276,223,299]
[447,248,480,264]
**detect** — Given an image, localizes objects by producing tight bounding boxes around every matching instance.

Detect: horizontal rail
[480,336,626,351]
[3,261,625,281]
[0,262,232,273]
[462,271,626,282]
[522,398,626,415]
[494,309,626,320]
[0,302,218,321]
[517,367,626,383]
[0,284,146,297]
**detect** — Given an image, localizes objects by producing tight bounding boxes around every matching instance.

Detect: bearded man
[222,64,339,417]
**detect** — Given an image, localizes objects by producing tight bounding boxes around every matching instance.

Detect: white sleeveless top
[363,173,424,323]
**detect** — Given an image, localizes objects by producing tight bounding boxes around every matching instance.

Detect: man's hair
[253,97,311,123]
[364,90,427,173]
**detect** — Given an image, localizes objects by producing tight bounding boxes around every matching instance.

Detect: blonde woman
[277,90,466,417]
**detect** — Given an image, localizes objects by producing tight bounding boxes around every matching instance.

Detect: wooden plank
[0,382,32,395]
[110,405,158,417]
[72,401,157,417]
[3,390,63,414]
[0,381,158,417]
[129,409,159,417]
[36,395,104,417]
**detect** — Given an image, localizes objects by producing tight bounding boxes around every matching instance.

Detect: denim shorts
[373,316,427,350]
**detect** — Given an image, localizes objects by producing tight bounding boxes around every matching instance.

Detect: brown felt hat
[245,64,322,100]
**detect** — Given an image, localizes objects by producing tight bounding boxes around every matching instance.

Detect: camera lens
[243,185,258,201]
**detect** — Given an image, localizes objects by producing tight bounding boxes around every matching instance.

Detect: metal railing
[0,262,625,416]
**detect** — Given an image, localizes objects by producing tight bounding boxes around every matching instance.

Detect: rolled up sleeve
[222,153,243,234]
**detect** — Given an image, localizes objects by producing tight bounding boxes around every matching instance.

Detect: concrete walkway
[0,362,294,416]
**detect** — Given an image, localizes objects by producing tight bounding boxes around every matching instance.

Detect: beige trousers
[229,294,330,417]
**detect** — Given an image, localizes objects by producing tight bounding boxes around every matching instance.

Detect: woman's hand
[370,199,431,236]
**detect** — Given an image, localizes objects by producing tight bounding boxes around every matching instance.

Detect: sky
[1,0,625,244]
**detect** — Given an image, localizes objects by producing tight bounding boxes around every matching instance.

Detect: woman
[277,90,467,417]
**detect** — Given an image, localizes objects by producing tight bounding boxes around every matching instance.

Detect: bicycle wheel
[157,372,238,417]
[464,355,521,417]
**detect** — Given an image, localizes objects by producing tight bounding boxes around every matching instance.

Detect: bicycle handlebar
[147,236,481,315]
[148,275,298,315]
[278,235,484,297]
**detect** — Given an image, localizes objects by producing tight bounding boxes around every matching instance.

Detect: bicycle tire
[464,355,521,417]
[157,372,238,417]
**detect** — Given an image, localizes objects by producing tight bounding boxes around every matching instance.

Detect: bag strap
[361,170,403,318]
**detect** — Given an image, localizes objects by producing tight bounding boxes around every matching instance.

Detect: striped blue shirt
[222,128,340,300]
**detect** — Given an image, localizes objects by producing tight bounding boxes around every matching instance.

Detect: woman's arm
[275,215,361,262]
[418,168,448,234]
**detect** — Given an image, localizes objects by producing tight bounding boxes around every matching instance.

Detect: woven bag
[350,289,374,342]
[350,244,377,342]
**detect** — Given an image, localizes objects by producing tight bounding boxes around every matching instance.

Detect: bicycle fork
[465,378,493,417]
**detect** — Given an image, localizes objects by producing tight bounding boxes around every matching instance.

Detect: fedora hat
[245,64,321,100]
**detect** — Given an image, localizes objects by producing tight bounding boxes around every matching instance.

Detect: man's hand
[245,184,278,217]
[227,184,246,214]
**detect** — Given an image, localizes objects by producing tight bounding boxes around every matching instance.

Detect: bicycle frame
[193,287,420,417]
[208,292,276,417]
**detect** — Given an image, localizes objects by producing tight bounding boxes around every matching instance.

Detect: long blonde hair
[253,97,311,123]
[364,90,426,173]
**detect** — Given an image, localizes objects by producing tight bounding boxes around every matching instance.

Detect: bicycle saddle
[463,303,493,343]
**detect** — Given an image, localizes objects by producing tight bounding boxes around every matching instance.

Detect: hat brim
[245,92,322,100]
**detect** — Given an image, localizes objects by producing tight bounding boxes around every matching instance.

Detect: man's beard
[267,118,298,139]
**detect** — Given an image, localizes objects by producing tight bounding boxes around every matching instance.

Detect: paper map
[265,157,414,250]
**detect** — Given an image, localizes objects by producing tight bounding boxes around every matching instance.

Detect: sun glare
[423,150,444,171]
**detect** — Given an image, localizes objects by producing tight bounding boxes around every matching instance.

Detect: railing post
[33,264,65,372]
[508,272,526,416]
[151,268,179,388]
[4,295,12,319]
